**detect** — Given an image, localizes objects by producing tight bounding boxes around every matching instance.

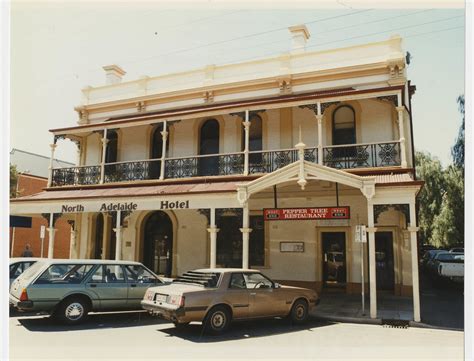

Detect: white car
[9,258,40,286]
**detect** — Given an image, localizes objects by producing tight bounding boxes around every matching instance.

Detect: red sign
[263,207,350,221]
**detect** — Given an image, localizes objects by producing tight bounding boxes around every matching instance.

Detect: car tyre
[55,297,89,325]
[204,306,231,335]
[290,299,309,324]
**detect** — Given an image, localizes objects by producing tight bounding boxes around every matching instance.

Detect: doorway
[374,232,395,291]
[142,211,173,277]
[321,232,347,288]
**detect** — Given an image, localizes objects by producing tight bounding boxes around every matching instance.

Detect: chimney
[288,25,310,53]
[103,64,126,85]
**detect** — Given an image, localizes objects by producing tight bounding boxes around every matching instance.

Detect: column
[114,210,122,260]
[408,202,421,322]
[316,102,323,165]
[68,220,76,259]
[367,200,377,319]
[100,129,108,184]
[207,208,219,268]
[47,142,58,187]
[159,121,168,180]
[396,93,407,168]
[47,213,56,258]
[240,203,252,269]
[243,110,250,176]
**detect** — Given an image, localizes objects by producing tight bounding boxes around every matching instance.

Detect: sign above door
[263,207,350,221]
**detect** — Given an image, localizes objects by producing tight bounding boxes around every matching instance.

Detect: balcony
[50,141,401,187]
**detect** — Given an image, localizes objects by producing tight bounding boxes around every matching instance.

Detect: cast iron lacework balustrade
[248,147,318,174]
[323,141,400,169]
[51,165,101,186]
[165,153,244,179]
[104,159,161,183]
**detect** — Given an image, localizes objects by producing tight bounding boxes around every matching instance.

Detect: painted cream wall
[291,107,317,147]
[84,133,102,165]
[119,125,149,161]
[265,109,280,150]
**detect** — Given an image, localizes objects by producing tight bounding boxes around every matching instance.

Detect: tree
[430,165,464,247]
[10,164,19,198]
[415,151,445,245]
[452,95,464,170]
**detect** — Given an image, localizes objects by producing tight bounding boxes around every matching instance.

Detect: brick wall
[10,174,71,258]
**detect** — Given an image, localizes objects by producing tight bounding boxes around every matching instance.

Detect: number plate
[154,293,167,302]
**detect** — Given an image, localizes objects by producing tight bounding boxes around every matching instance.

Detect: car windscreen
[173,271,221,288]
[436,253,464,262]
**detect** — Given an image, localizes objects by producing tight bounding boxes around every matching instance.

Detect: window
[199,119,219,176]
[105,130,118,163]
[124,265,161,284]
[243,273,273,289]
[89,265,126,283]
[35,264,94,284]
[332,106,356,146]
[149,124,166,179]
[249,216,265,267]
[229,273,246,289]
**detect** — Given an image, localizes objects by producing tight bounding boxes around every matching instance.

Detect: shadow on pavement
[158,317,335,343]
[14,311,168,332]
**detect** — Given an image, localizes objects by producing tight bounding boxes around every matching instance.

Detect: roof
[24,259,143,265]
[369,173,424,187]
[10,149,75,178]
[194,268,255,273]
[12,181,239,202]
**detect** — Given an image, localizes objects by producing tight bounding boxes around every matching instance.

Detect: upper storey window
[105,130,118,163]
[244,114,263,152]
[199,119,220,175]
[332,106,356,145]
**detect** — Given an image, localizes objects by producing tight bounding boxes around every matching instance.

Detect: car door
[244,272,283,318]
[124,265,163,308]
[226,273,250,320]
[85,264,129,310]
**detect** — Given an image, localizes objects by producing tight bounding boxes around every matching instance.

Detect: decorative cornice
[377,95,398,107]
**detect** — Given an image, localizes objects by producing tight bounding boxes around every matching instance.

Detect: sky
[9,1,465,167]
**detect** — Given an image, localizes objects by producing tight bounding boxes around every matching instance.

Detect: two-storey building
[10,26,423,321]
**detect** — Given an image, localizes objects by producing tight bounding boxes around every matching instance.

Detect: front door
[322,232,347,288]
[375,232,395,291]
[143,211,173,277]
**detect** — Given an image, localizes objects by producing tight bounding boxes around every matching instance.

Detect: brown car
[141,268,319,334]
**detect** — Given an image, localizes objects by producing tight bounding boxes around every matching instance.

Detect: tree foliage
[415,152,445,245]
[10,164,19,198]
[452,95,464,170]
[416,95,465,247]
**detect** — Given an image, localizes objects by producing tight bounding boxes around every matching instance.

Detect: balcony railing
[165,152,244,179]
[50,141,401,187]
[52,165,101,186]
[323,141,401,169]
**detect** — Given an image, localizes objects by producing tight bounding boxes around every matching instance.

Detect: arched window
[332,106,356,145]
[199,119,220,175]
[105,130,118,163]
[242,114,263,151]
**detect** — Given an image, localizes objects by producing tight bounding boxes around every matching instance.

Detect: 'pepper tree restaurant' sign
[264,207,350,221]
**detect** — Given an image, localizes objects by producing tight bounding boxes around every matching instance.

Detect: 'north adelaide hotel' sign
[264,207,350,221]
[61,200,190,213]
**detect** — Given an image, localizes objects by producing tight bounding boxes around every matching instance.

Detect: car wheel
[204,306,231,335]
[290,299,309,324]
[56,297,89,325]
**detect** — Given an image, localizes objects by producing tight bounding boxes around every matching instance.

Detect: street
[9,311,463,361]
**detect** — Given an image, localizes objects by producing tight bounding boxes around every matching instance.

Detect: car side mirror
[274,282,281,289]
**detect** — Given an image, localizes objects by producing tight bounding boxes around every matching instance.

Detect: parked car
[141,268,319,334]
[420,250,446,271]
[430,252,464,282]
[9,259,166,324]
[9,258,40,286]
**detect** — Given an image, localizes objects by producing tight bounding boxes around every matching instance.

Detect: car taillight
[167,294,185,307]
[20,288,28,302]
